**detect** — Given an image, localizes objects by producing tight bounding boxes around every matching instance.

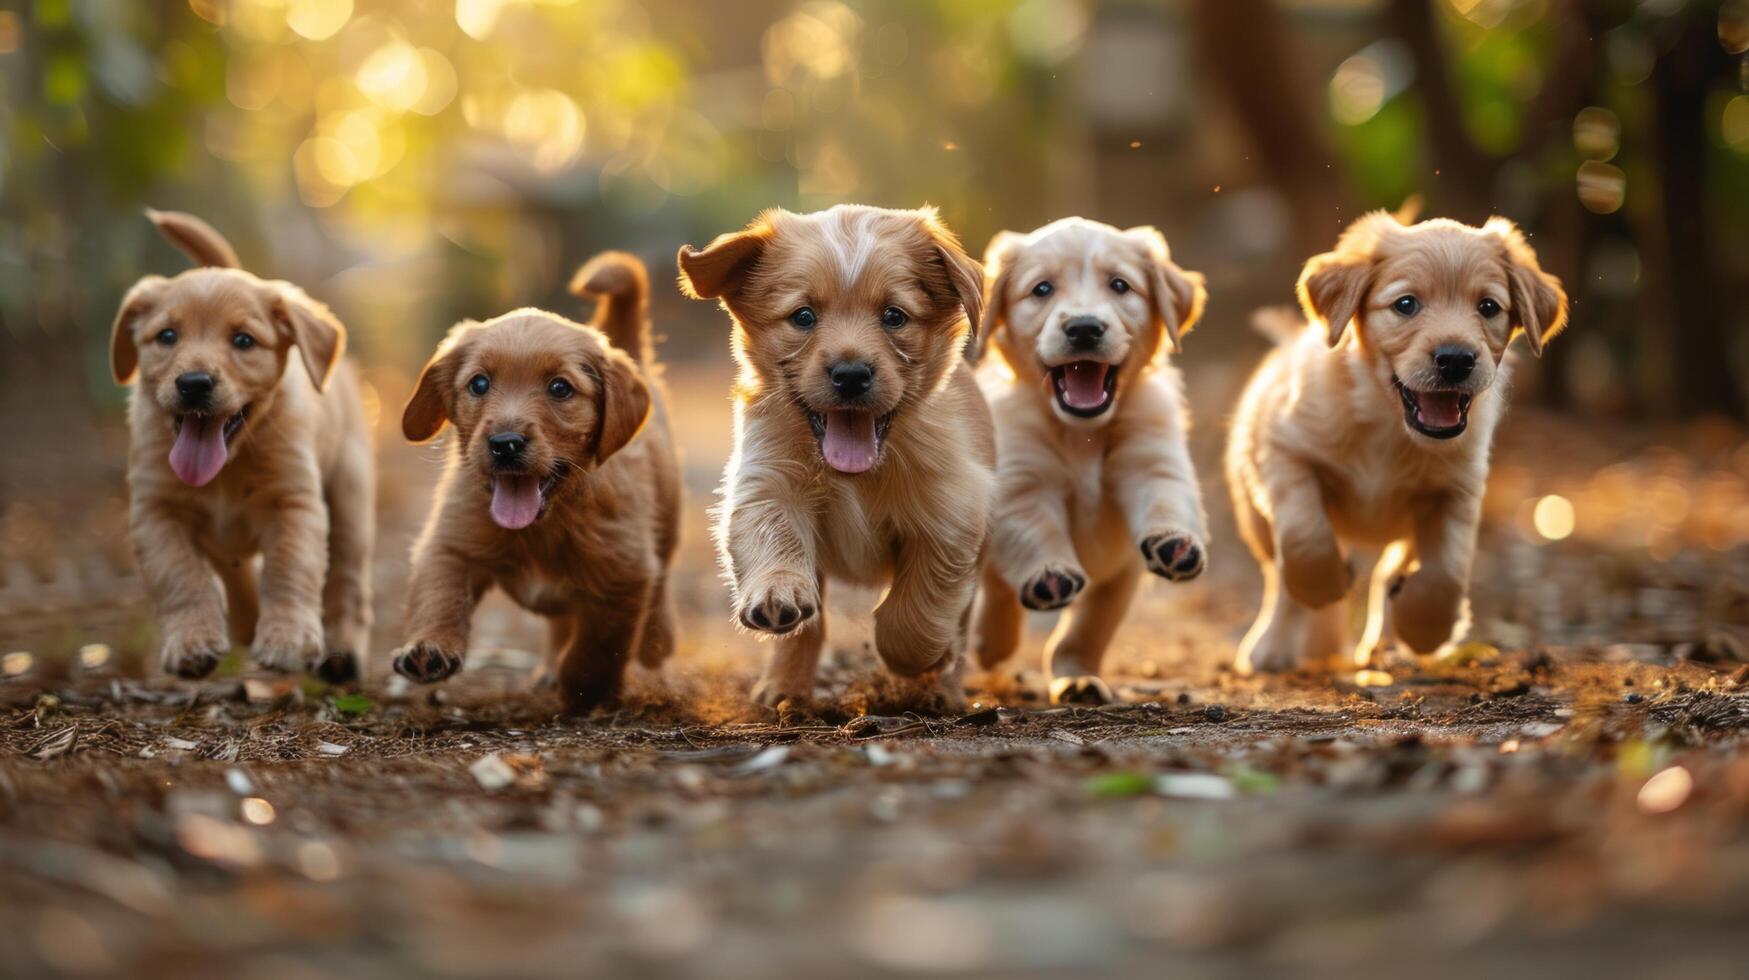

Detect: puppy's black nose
[487,432,527,463]
[1433,345,1477,383]
[175,372,215,407]
[828,360,874,399]
[1064,317,1105,351]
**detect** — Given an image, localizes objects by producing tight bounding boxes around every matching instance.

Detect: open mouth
[168,407,249,486]
[806,407,894,475]
[1394,378,1471,439]
[1051,361,1118,417]
[488,462,569,530]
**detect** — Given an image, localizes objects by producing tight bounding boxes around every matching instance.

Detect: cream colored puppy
[1226,211,1568,674]
[972,218,1209,705]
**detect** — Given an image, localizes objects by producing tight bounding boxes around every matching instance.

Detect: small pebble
[1203,704,1227,722]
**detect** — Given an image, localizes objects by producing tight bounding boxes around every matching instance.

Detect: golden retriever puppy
[676,205,992,710]
[1226,211,1568,674]
[111,209,372,682]
[392,253,679,712]
[970,218,1210,705]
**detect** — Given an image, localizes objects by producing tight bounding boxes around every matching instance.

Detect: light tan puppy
[1227,211,1568,674]
[392,253,680,713]
[971,218,1210,705]
[677,204,992,711]
[111,210,372,682]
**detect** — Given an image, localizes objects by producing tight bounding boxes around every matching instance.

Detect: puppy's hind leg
[635,574,677,669]
[1355,541,1412,668]
[1045,564,1140,705]
[532,613,579,690]
[555,590,647,714]
[217,556,259,649]
[318,444,374,684]
[972,561,1023,670]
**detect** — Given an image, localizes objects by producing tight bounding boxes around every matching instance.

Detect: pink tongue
[490,475,543,529]
[1417,391,1463,428]
[168,416,229,486]
[1059,362,1110,410]
[821,411,878,474]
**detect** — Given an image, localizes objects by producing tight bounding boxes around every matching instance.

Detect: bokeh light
[1532,495,1576,542]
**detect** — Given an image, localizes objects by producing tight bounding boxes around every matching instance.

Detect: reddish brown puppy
[392,253,680,712]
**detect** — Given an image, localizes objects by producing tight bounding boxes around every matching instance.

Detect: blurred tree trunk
[1188,0,1343,257]
[1651,11,1744,420]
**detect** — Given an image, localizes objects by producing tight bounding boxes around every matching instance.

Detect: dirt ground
[5,363,1749,978]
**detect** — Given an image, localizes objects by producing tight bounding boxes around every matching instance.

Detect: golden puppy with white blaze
[677,204,993,712]
[1226,211,1568,674]
[972,217,1210,705]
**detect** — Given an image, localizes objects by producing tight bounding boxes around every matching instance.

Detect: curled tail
[569,251,651,364]
[145,208,241,269]
[1251,305,1310,346]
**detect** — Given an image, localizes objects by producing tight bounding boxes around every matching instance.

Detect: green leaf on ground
[1085,771,1154,798]
[331,693,375,717]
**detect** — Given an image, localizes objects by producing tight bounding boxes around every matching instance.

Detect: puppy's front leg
[991,472,1084,611]
[722,481,819,635]
[392,542,485,683]
[1391,492,1480,653]
[1262,456,1351,608]
[252,482,331,673]
[874,535,978,711]
[1109,417,1208,582]
[132,498,229,678]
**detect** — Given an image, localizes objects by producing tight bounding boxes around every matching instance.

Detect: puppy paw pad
[737,585,817,635]
[1140,533,1205,581]
[1049,674,1117,706]
[315,651,360,685]
[166,648,224,680]
[1019,568,1085,611]
[393,644,462,684]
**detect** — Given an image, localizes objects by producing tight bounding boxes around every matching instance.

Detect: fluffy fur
[392,253,680,712]
[1226,211,1568,673]
[111,209,373,681]
[971,217,1211,704]
[677,204,993,711]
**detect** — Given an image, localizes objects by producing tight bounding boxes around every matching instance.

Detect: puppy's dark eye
[1477,297,1502,318]
[468,374,489,397]
[547,378,574,400]
[881,306,908,329]
[1392,296,1421,317]
[232,332,255,350]
[789,307,817,330]
[1032,281,1053,298]
[1110,277,1130,294]
[156,328,177,346]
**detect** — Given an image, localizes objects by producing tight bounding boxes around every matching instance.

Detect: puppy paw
[1018,566,1086,611]
[1279,545,1353,609]
[1139,531,1205,582]
[736,573,818,635]
[392,642,463,684]
[750,674,811,708]
[160,626,229,679]
[1390,572,1464,654]
[1049,674,1117,706]
[315,651,360,685]
[251,617,324,674]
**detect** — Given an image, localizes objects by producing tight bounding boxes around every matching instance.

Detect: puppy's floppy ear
[590,346,652,463]
[110,276,167,385]
[1126,226,1206,355]
[1484,217,1568,357]
[676,212,779,301]
[270,285,346,392]
[402,324,475,443]
[145,208,241,269]
[1297,210,1395,347]
[974,231,1026,363]
[917,211,983,337]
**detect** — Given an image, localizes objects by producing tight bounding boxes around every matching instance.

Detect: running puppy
[972,218,1210,705]
[111,209,372,682]
[1226,211,1568,673]
[677,204,992,711]
[392,253,680,712]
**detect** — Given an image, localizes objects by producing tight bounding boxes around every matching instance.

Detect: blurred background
[1,0,1748,670]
